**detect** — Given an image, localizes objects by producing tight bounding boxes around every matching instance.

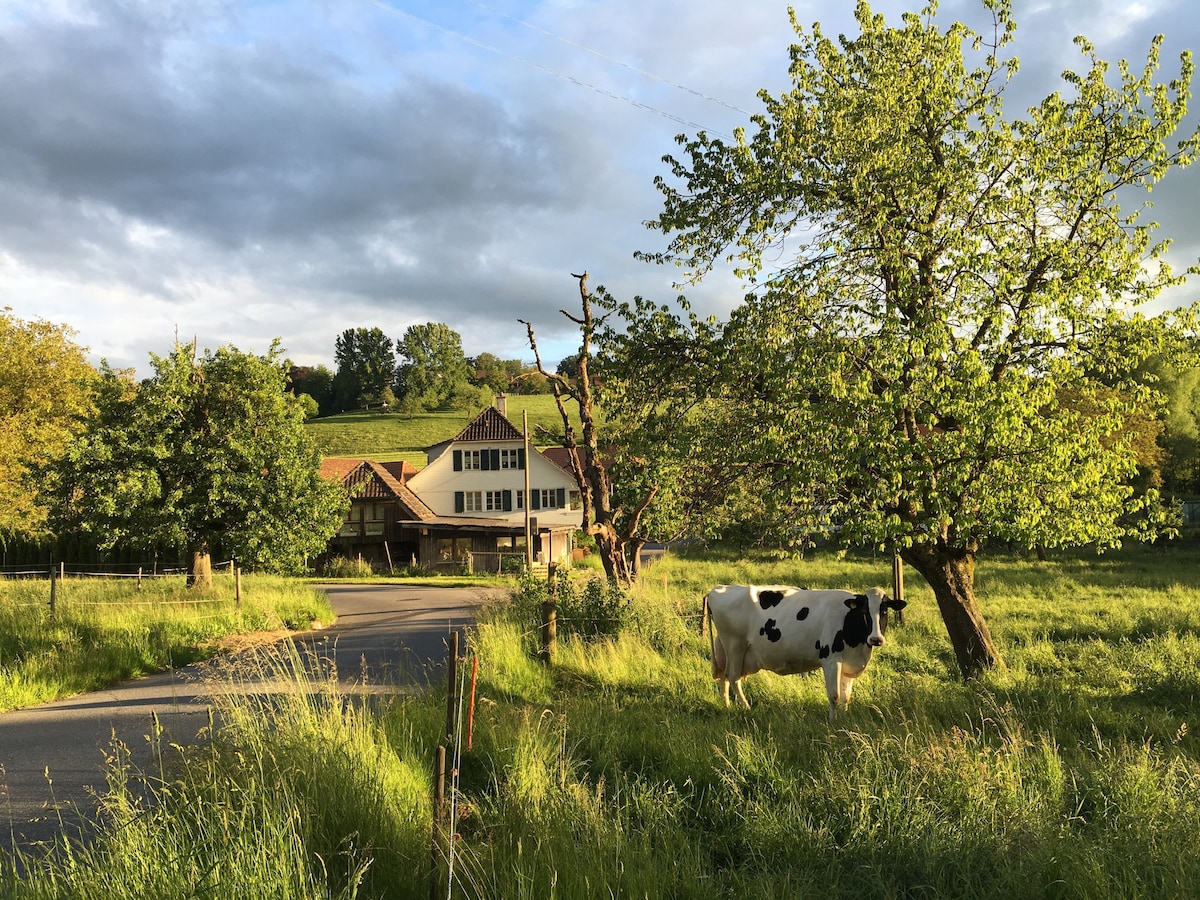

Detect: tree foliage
[635,0,1200,675]
[45,342,346,581]
[288,364,336,417]
[333,327,396,411]
[0,309,96,543]
[396,322,485,411]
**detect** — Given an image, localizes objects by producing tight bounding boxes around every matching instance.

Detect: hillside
[304,396,586,466]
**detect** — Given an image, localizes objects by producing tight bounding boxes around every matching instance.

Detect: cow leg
[724,641,752,709]
[823,661,844,721]
[839,672,856,711]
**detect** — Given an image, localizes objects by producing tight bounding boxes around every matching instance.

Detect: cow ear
[886,599,908,611]
[845,594,867,609]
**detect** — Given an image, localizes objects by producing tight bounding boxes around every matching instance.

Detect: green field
[304,396,586,465]
[6,545,1200,898]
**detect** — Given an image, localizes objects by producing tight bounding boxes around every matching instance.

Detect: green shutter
[502,490,513,512]
[490,449,501,470]
[453,450,463,471]
[454,491,465,513]
[531,489,541,510]
[556,488,566,509]
[517,448,525,469]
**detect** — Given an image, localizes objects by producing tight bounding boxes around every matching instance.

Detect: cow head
[844,587,907,647]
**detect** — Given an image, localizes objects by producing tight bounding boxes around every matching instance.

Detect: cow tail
[706,593,724,679]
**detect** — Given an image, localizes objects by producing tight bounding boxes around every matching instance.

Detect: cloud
[0,0,1196,375]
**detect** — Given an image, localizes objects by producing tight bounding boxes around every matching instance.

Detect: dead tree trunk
[520,272,656,586]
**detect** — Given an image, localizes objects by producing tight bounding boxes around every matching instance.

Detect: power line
[464,0,753,117]
[368,0,739,139]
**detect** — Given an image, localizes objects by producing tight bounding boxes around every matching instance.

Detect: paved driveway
[0,583,498,852]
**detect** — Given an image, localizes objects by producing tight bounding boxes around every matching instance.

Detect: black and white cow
[705,585,906,718]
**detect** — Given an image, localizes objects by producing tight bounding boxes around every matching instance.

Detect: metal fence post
[49,565,57,617]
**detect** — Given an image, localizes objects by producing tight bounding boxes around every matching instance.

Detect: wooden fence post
[540,600,556,665]
[891,551,905,626]
[430,744,447,900]
[445,631,460,738]
[235,561,242,610]
[49,565,57,617]
[137,566,143,591]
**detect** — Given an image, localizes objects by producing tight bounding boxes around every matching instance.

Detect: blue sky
[1,0,1196,374]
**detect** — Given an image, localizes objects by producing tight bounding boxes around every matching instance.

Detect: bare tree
[521,273,657,583]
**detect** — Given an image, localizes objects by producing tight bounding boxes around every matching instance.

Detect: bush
[319,556,376,578]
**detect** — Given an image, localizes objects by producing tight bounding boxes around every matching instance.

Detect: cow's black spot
[796,606,810,621]
[758,590,785,610]
[840,594,873,648]
[760,618,782,642]
[832,631,845,653]
[816,640,830,659]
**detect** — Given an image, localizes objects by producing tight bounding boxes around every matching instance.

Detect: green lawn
[8,545,1200,899]
[304,396,586,465]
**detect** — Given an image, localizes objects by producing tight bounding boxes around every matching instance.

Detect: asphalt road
[0,583,496,853]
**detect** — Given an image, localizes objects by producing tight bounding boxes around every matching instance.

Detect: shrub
[319,556,375,578]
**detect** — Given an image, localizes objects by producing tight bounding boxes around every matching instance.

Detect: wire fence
[0,560,244,613]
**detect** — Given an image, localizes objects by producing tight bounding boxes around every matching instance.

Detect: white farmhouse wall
[407,439,580,530]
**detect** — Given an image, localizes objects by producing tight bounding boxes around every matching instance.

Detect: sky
[1,0,1198,375]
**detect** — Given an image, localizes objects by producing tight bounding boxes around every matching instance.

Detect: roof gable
[452,406,524,443]
[320,457,435,520]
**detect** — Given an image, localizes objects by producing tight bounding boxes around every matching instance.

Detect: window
[516,490,524,510]
[485,490,505,511]
[464,491,483,512]
[500,448,524,469]
[462,449,481,470]
[569,490,582,511]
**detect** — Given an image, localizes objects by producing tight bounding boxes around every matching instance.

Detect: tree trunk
[901,542,1002,678]
[188,543,213,590]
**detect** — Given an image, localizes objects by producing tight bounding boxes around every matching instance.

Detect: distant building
[319,405,580,573]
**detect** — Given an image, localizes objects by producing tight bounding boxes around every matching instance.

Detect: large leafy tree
[395,322,484,411]
[638,0,1199,676]
[46,342,346,584]
[333,327,396,411]
[0,309,96,542]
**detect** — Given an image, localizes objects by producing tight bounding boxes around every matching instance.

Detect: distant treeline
[288,323,581,417]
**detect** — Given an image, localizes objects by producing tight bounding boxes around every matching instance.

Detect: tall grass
[0,574,333,711]
[5,546,1200,898]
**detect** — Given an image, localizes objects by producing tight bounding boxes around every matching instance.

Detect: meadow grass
[304,396,586,463]
[5,545,1200,898]
[0,573,334,712]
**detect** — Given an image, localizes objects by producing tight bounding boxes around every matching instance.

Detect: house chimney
[496,392,507,418]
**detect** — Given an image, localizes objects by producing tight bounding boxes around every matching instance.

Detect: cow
[705,585,906,719]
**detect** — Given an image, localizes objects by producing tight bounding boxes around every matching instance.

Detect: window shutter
[454,491,465,513]
[517,448,525,470]
[453,450,463,471]
[502,490,512,512]
[556,488,566,509]
[490,449,500,471]
[531,489,541,510]
[480,449,490,471]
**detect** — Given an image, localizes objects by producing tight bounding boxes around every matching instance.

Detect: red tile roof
[452,406,524,443]
[319,457,435,520]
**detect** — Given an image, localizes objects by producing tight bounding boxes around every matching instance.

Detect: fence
[0,559,245,616]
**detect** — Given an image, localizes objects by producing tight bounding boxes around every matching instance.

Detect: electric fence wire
[367,0,739,140]
[446,645,471,898]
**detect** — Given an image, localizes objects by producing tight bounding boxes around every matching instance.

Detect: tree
[0,309,96,543]
[395,322,484,411]
[45,341,346,585]
[523,274,718,583]
[333,327,396,411]
[288,364,336,416]
[637,0,1200,676]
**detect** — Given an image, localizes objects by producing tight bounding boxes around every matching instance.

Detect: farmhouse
[319,404,580,574]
